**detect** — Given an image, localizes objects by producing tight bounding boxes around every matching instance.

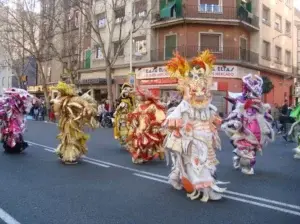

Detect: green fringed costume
[287,105,300,159]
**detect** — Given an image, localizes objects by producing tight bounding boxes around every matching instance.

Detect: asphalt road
[0,120,299,224]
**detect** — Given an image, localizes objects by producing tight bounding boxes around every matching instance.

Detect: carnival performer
[286,104,300,159]
[222,74,275,175]
[127,88,166,164]
[51,82,99,164]
[163,50,227,202]
[0,88,33,153]
[114,83,135,147]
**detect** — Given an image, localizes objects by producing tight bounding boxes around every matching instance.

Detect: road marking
[0,208,21,224]
[82,159,110,168]
[223,195,300,217]
[134,173,300,217]
[29,140,300,215]
[225,190,300,211]
[133,173,169,184]
[27,141,167,180]
[42,148,110,168]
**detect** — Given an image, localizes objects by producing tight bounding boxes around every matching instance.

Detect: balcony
[152,5,259,31]
[150,46,259,65]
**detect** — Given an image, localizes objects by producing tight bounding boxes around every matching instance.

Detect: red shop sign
[140,78,178,85]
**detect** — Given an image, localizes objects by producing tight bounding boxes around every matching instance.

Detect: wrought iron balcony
[150,46,259,64]
[152,5,259,30]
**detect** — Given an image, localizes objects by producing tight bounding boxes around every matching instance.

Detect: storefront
[79,67,130,101]
[135,65,259,114]
[135,66,179,101]
[27,84,57,99]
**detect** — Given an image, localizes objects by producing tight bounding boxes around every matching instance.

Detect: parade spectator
[271,103,280,133]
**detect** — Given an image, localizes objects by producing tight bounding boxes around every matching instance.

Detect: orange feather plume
[191,50,216,70]
[166,52,190,78]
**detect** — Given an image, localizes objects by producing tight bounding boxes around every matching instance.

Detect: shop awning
[160,2,176,18]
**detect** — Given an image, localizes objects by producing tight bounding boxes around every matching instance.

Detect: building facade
[78,0,153,102]
[134,0,297,114]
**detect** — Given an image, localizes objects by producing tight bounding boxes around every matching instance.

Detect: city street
[0,120,299,224]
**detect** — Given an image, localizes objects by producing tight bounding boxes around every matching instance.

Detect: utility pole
[129,1,135,90]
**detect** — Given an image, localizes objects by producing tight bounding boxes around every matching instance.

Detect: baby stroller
[101,112,113,128]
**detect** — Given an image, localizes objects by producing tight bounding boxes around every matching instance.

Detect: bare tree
[0,32,24,88]
[0,0,65,109]
[75,0,157,111]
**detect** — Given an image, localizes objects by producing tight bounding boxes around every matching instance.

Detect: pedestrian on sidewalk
[271,103,280,133]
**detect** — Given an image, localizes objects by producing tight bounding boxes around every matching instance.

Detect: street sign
[129,75,134,85]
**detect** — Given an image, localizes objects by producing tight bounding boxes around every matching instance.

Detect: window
[115,7,125,23]
[285,50,291,66]
[84,49,92,69]
[262,5,270,25]
[74,11,79,28]
[199,33,222,52]
[199,0,222,13]
[275,46,282,62]
[240,37,247,61]
[275,14,282,31]
[164,34,177,59]
[95,46,104,59]
[97,13,106,28]
[262,40,270,59]
[114,41,124,56]
[285,20,291,35]
[135,0,147,18]
[134,36,147,55]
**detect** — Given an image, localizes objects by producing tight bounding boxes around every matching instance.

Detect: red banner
[139,78,178,85]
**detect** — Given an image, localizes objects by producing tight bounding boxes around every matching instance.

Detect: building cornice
[78,60,296,78]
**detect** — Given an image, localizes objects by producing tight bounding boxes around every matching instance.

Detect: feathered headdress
[55,82,76,96]
[166,50,216,92]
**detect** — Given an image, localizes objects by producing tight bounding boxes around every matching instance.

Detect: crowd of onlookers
[29,94,298,137]
[271,100,296,138]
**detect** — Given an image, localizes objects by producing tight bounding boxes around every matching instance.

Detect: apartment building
[293,8,300,102]
[35,0,83,98]
[78,0,153,101]
[128,0,297,114]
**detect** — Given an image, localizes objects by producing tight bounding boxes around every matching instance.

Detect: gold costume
[51,82,99,164]
[113,83,135,146]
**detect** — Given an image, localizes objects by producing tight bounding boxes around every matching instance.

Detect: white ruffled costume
[163,51,228,202]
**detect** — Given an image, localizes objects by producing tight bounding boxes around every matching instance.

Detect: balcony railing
[150,46,259,64]
[153,5,259,29]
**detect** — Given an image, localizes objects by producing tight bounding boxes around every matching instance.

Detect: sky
[295,0,300,10]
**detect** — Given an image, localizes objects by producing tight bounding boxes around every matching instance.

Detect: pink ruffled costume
[0,88,33,153]
[222,74,274,175]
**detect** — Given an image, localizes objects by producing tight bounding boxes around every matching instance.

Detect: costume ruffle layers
[51,82,99,164]
[163,51,228,202]
[127,88,166,164]
[0,88,33,153]
[222,74,275,175]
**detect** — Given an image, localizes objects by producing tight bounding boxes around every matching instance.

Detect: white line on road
[0,208,21,224]
[29,140,300,215]
[134,173,300,217]
[42,148,110,168]
[27,141,167,180]
[133,173,169,184]
[225,190,300,211]
[222,195,300,217]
